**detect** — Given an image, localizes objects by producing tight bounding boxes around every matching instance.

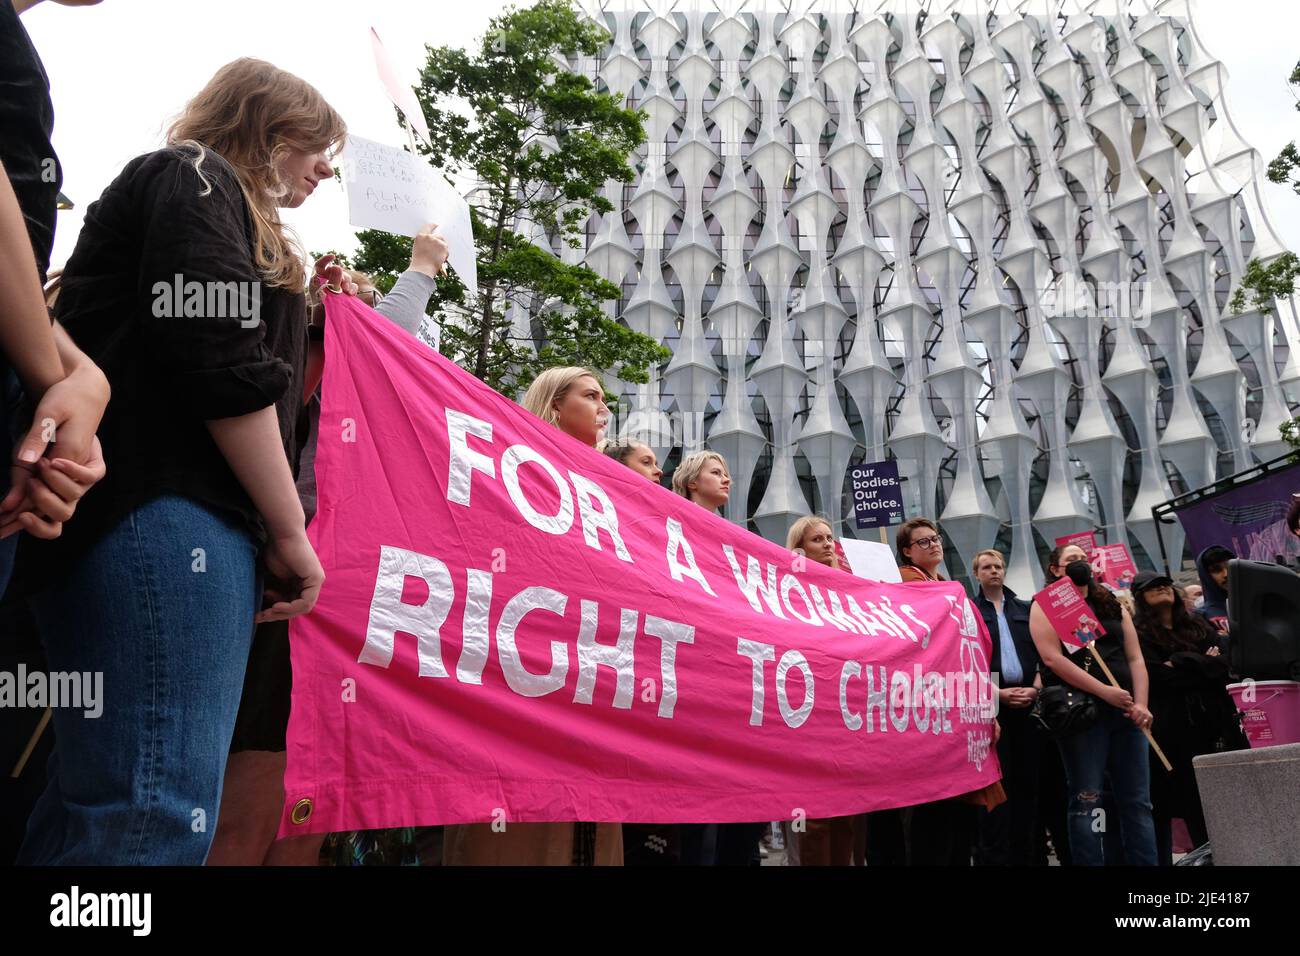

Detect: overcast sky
[22,0,1300,273]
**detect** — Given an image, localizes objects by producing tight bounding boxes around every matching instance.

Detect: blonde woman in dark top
[442,367,624,865]
[17,59,343,865]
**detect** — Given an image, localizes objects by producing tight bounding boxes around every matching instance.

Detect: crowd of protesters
[1,1,1293,869]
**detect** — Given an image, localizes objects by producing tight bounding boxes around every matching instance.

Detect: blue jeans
[18,495,259,865]
[1056,706,1157,866]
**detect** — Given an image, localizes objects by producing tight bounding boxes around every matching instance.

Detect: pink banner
[1034,577,1103,654]
[279,296,1001,836]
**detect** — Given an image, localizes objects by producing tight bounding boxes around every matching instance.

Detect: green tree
[351,0,667,395]
[1231,59,1300,449]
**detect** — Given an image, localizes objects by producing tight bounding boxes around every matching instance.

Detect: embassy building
[560,0,1299,593]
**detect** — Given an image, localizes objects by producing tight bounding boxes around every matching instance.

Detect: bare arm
[206,408,322,621]
[0,157,62,394]
[206,408,304,535]
[1029,601,1129,702]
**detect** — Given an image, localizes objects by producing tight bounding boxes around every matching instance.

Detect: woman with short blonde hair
[671,451,730,511]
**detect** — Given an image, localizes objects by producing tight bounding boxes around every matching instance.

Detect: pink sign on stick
[1033,577,1104,654]
[1094,543,1138,591]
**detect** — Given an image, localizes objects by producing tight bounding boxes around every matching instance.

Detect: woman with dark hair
[1031,544,1076,866]
[896,517,946,582]
[1029,550,1157,865]
[599,438,662,484]
[1130,571,1247,864]
[891,516,990,864]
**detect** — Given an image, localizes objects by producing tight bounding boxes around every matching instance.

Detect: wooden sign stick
[1087,642,1173,772]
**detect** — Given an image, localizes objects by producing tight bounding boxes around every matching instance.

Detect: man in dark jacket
[1195,544,1235,639]
[971,548,1042,865]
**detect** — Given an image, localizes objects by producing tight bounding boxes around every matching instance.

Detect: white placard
[839,538,902,584]
[341,135,478,293]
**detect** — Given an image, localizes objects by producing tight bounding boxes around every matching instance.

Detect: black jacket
[16,147,306,590]
[0,2,60,282]
[1137,624,1247,815]
[973,585,1040,689]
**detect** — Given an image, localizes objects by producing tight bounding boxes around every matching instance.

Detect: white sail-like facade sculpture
[580,0,1299,585]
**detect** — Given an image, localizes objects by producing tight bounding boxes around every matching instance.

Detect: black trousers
[906,799,976,866]
[976,707,1041,865]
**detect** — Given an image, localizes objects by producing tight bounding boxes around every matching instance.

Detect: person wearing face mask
[1182,583,1204,614]
[1130,571,1247,864]
[1028,546,1080,865]
[971,548,1041,865]
[1029,550,1157,865]
[441,367,622,866]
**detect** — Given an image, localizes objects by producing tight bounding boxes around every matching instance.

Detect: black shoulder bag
[1030,654,1099,738]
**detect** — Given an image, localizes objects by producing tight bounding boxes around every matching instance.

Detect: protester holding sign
[1029,553,1157,865]
[896,517,986,864]
[17,58,345,865]
[1130,571,1246,864]
[1032,546,1077,865]
[278,294,1001,861]
[441,366,622,866]
[865,516,947,865]
[671,450,731,511]
[602,440,676,865]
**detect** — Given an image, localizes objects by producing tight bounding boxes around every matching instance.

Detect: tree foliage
[351,0,667,396]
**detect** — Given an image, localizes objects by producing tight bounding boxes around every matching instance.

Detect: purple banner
[1174,462,1300,564]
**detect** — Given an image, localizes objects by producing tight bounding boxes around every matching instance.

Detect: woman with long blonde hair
[18,59,345,865]
[441,366,623,866]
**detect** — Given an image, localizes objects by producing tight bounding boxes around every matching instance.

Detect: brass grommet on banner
[290,798,313,825]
